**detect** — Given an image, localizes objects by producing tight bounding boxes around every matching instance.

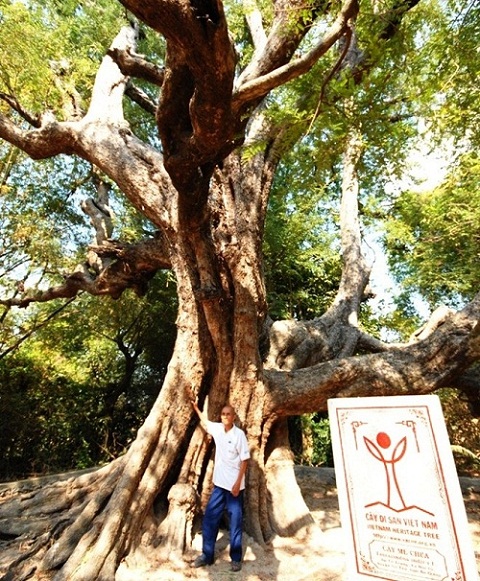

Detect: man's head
[220,405,236,430]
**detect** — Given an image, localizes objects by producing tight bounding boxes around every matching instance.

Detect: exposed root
[155,483,197,555]
[265,422,315,537]
[0,460,125,581]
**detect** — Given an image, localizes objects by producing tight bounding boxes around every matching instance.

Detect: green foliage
[384,152,480,307]
[258,0,438,329]
[424,0,480,148]
[0,142,177,480]
[0,154,99,344]
[289,413,333,467]
[0,0,124,117]
[358,300,422,344]
[264,144,342,320]
[438,388,480,477]
[0,3,177,476]
[0,350,102,478]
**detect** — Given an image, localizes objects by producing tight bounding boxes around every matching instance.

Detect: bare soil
[116,467,480,580]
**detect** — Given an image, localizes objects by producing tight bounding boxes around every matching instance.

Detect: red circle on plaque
[376,432,391,449]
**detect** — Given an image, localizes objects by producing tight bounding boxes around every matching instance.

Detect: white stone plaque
[328,394,479,581]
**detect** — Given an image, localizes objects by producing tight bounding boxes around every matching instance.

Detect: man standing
[191,400,250,572]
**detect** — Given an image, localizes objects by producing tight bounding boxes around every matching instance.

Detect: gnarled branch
[264,294,480,416]
[0,235,171,308]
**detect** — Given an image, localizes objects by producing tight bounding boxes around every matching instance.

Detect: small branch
[233,0,359,109]
[108,48,165,86]
[0,92,40,127]
[125,84,157,116]
[0,297,77,360]
[357,331,401,353]
[306,20,355,132]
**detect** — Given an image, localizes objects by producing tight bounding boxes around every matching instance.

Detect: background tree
[0,281,177,480]
[1,1,480,580]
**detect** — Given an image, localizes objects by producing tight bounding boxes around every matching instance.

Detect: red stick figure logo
[363,431,434,516]
[364,432,408,511]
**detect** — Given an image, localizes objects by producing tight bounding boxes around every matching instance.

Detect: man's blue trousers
[201,485,244,563]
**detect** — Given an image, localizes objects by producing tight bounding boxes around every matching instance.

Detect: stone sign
[328,394,479,581]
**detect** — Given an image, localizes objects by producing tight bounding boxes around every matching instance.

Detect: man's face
[221,406,235,429]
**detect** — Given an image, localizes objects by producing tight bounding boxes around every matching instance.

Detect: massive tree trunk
[1,1,480,580]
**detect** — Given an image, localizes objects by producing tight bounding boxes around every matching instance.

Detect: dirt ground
[116,466,480,580]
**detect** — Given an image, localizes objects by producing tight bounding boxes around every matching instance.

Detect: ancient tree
[0,0,479,579]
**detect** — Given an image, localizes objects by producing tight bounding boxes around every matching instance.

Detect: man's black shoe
[193,555,211,568]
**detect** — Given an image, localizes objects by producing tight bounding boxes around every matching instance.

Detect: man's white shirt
[207,421,250,491]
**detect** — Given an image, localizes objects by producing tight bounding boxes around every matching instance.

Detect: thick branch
[410,304,456,342]
[243,0,267,51]
[120,0,237,191]
[264,295,480,416]
[266,122,369,369]
[84,25,139,124]
[0,111,76,159]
